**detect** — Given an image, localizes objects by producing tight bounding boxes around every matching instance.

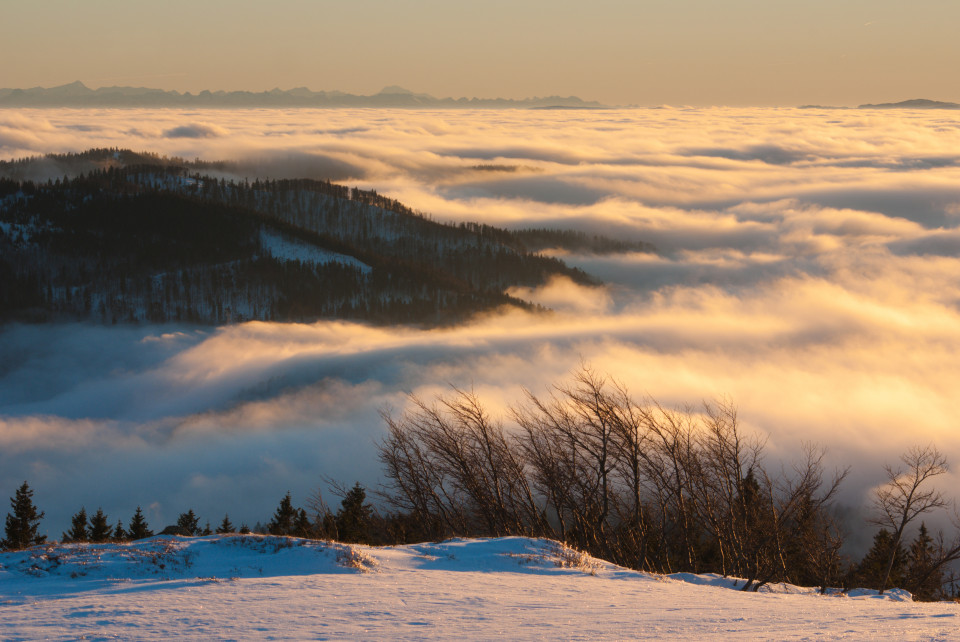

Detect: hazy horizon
[2,79,957,110]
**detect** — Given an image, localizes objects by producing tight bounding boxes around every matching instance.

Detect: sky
[3,107,960,546]
[3,0,960,106]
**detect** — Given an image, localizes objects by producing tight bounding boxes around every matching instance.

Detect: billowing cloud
[3,107,960,543]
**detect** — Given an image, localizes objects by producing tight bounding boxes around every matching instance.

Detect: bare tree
[377,407,468,536]
[639,400,700,573]
[378,388,545,539]
[870,445,949,593]
[685,400,764,578]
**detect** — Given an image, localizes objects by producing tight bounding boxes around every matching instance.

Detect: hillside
[1,535,954,640]
[0,149,618,325]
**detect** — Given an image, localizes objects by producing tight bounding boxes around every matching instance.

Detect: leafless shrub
[548,541,601,576]
[335,544,380,573]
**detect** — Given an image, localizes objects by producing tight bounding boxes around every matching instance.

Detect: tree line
[4,368,959,601]
[2,482,380,553]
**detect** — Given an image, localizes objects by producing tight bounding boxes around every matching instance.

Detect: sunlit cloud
[3,107,960,541]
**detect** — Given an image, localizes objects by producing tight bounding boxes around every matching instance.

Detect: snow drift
[1,535,954,640]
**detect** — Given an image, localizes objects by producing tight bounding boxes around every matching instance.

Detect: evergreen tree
[336,483,372,544]
[906,523,942,601]
[3,481,46,550]
[89,508,111,542]
[268,493,297,536]
[176,509,201,536]
[321,509,338,540]
[216,514,235,534]
[239,523,251,534]
[201,521,212,536]
[63,507,90,543]
[127,506,153,540]
[112,520,126,541]
[853,529,906,590]
[294,508,313,538]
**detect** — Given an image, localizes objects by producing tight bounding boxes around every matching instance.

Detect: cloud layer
[3,107,960,542]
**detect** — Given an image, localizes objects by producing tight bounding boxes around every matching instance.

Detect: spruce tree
[853,529,906,589]
[112,520,126,541]
[294,508,313,538]
[176,510,201,536]
[906,523,942,601]
[63,507,90,543]
[268,493,297,536]
[127,506,153,540]
[89,508,111,542]
[216,514,235,534]
[3,481,46,550]
[336,483,372,544]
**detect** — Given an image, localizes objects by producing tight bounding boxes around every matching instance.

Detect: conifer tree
[906,523,942,601]
[127,506,153,540]
[854,529,906,589]
[268,493,297,536]
[176,510,201,536]
[294,508,313,538]
[3,481,46,550]
[63,507,90,543]
[112,520,126,541]
[216,514,235,534]
[89,508,111,542]
[239,523,251,534]
[336,483,372,544]
[201,522,212,536]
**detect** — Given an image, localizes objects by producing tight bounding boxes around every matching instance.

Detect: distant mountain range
[799,99,960,110]
[857,99,960,110]
[0,81,605,109]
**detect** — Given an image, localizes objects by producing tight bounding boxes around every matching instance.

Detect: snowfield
[259,229,372,274]
[0,536,957,640]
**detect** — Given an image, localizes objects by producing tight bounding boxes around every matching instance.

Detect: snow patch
[259,228,371,273]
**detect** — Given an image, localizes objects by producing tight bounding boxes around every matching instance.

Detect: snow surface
[259,228,372,274]
[1,536,956,640]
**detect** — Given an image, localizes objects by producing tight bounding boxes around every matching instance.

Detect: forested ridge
[0,149,624,325]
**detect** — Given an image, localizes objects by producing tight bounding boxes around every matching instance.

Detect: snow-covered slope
[0,535,956,640]
[260,229,372,273]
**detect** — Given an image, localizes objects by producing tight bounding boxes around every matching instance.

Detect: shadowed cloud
[163,123,225,138]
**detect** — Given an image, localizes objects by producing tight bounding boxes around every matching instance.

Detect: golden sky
[4,0,960,106]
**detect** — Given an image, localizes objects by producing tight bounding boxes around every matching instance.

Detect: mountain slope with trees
[0,149,623,325]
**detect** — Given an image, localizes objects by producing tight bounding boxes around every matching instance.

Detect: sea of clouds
[3,107,960,544]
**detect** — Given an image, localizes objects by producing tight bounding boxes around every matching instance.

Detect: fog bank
[3,107,960,541]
